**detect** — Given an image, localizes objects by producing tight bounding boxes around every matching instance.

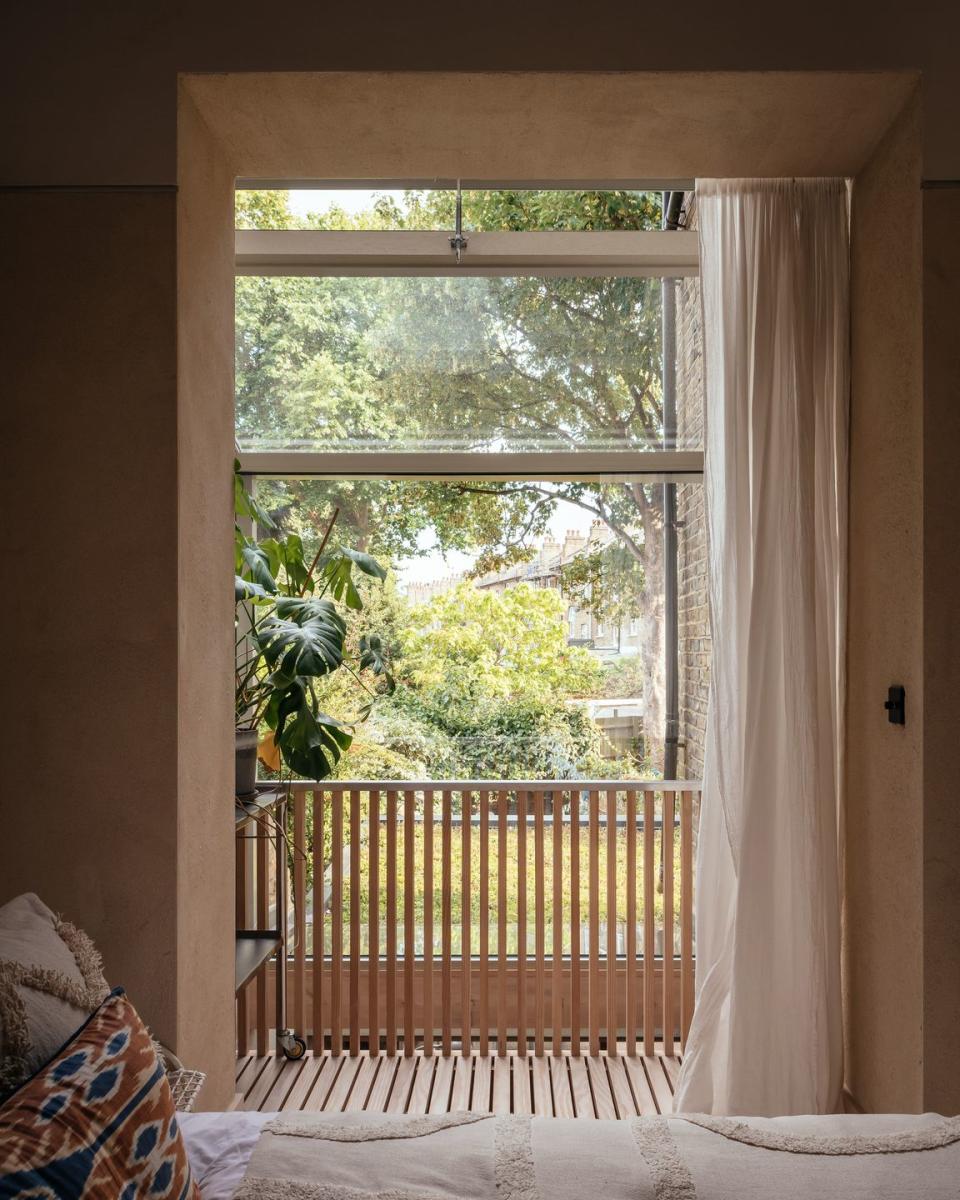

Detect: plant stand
[235,786,306,1061]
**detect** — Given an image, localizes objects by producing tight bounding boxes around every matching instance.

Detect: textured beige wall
[3,3,960,179]
[845,93,925,1112]
[174,91,239,1108]
[185,71,914,184]
[921,186,960,1114]
[0,191,181,1038]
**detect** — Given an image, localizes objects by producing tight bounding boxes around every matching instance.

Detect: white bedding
[180,1110,275,1200]
[180,1109,960,1200]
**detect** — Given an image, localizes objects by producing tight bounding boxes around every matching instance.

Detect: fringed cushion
[0,987,200,1199]
[0,892,109,1093]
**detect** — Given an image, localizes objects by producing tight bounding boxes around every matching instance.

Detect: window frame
[235,186,703,481]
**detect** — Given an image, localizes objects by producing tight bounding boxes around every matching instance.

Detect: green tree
[398,582,604,714]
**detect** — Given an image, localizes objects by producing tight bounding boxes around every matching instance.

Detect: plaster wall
[921,185,960,1114]
[3,2,960,179]
[186,71,914,184]
[845,93,924,1112]
[0,190,181,1040]
[174,92,239,1106]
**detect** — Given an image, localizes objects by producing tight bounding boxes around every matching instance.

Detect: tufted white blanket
[193,1109,960,1200]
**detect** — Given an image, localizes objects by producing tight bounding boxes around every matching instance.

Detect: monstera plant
[234,466,392,794]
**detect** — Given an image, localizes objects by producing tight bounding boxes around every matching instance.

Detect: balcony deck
[236,1043,681,1118]
[237,781,699,1122]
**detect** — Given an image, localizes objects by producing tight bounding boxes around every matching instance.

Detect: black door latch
[884,685,906,725]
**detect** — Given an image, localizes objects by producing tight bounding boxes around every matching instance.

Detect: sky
[287,188,419,221]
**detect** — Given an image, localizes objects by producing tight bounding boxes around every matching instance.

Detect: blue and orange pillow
[0,988,199,1199]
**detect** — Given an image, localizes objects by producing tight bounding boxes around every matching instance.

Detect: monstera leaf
[237,543,277,593]
[233,463,391,781]
[320,546,388,611]
[255,598,347,679]
[257,534,312,595]
[235,576,274,603]
[274,704,353,780]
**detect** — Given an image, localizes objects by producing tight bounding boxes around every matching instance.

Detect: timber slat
[284,1054,330,1111]
[643,1055,675,1115]
[343,1055,381,1111]
[492,1054,512,1112]
[588,1056,618,1119]
[662,791,675,1048]
[622,1055,660,1117]
[549,1056,576,1118]
[568,1055,595,1119]
[470,1056,492,1112]
[450,1055,473,1111]
[531,1054,552,1115]
[330,791,343,1056]
[237,1050,676,1116]
[387,1056,418,1113]
[512,1055,532,1114]
[301,1056,346,1112]
[605,1055,638,1118]
[429,1055,455,1112]
[364,1054,399,1113]
[409,1053,436,1111]
[325,1054,365,1112]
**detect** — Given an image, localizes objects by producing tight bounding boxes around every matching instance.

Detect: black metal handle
[884,684,906,725]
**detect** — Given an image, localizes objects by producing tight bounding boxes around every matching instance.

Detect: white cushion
[0,892,109,1091]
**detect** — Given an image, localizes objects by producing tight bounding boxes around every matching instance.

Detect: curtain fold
[673,178,849,1117]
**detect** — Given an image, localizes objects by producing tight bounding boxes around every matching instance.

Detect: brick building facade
[675,194,711,783]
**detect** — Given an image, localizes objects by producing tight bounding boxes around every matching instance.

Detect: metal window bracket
[449,180,468,264]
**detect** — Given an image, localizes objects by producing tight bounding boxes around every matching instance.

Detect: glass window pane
[236,274,701,453]
[236,188,663,232]
[249,475,708,782]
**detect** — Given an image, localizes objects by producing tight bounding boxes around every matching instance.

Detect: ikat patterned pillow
[0,987,200,1199]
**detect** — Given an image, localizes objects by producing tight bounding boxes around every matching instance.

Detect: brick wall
[674,194,711,783]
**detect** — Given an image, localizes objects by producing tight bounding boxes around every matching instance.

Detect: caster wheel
[281,1035,307,1061]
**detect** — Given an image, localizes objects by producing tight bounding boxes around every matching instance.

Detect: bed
[6,893,957,1199]
[179,1108,960,1200]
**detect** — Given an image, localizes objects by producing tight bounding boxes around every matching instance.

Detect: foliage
[235,464,393,779]
[559,542,647,630]
[590,654,648,700]
[298,582,625,783]
[235,186,674,769]
[397,582,604,714]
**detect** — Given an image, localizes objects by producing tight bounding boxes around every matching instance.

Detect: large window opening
[235,184,707,786]
[234,183,708,1059]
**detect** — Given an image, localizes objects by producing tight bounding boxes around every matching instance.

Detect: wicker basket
[166,1068,207,1113]
[156,1041,206,1112]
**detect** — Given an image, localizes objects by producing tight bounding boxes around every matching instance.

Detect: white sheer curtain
[673,179,849,1116]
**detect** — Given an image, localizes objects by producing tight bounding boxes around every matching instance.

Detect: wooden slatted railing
[238,781,699,1058]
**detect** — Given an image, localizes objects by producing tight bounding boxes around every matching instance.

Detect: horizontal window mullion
[236,449,704,481]
[235,229,699,277]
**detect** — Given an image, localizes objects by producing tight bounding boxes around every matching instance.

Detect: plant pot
[235,728,259,799]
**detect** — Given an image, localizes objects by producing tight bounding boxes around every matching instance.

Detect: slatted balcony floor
[236,1044,681,1119]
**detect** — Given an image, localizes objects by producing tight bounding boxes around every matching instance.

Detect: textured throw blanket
[234,1110,960,1199]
